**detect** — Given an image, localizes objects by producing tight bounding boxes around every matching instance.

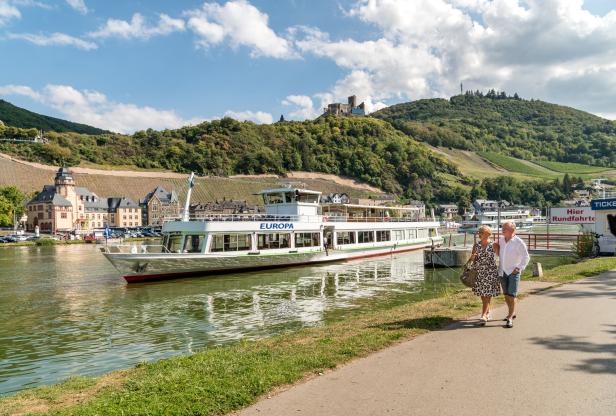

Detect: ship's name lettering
[259,222,294,230]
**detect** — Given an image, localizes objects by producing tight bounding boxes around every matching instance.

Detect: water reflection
[0,245,460,395]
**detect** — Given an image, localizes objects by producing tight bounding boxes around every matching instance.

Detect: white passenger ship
[102,181,442,283]
[459,202,534,233]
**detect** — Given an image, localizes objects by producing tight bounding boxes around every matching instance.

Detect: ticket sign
[549,207,595,224]
[591,198,616,211]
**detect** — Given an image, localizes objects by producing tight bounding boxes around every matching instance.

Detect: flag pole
[182,172,195,222]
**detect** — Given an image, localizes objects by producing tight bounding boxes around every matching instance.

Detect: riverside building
[26,167,141,233]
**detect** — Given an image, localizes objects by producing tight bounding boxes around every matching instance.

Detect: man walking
[498,222,530,328]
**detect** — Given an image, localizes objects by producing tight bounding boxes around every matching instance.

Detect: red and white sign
[549,207,595,224]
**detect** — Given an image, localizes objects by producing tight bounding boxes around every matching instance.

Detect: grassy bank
[2,257,615,416]
[530,257,616,282]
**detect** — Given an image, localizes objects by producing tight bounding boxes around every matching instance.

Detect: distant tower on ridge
[460,82,463,94]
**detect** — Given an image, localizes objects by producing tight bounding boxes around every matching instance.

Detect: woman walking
[471,225,501,325]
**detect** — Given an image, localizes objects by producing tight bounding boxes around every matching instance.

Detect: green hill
[373,92,616,167]
[0,117,461,204]
[0,99,108,135]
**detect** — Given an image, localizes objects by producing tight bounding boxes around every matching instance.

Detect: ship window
[296,193,319,203]
[266,193,284,204]
[429,228,437,237]
[417,228,428,238]
[295,232,320,247]
[393,230,404,240]
[167,235,183,253]
[183,235,205,253]
[376,230,391,242]
[257,233,290,249]
[211,234,252,252]
[358,231,374,243]
[336,231,355,245]
[407,229,417,239]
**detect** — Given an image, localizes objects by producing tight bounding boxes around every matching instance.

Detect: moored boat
[102,178,442,283]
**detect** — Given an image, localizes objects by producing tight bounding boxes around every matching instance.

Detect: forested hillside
[0,117,460,204]
[373,92,616,167]
[0,99,107,135]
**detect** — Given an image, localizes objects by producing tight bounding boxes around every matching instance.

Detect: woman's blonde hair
[477,225,493,237]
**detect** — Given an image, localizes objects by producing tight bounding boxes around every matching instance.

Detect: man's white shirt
[498,235,530,275]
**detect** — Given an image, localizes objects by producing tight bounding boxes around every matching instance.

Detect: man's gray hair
[502,221,516,230]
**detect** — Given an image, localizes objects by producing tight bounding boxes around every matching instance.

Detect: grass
[532,257,616,282]
[534,160,612,174]
[1,257,615,416]
[477,151,556,178]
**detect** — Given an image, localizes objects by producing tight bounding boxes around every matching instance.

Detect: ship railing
[102,244,170,254]
[161,214,436,223]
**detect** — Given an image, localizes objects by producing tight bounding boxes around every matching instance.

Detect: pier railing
[472,232,582,252]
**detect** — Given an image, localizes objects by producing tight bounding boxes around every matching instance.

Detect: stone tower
[54,167,78,212]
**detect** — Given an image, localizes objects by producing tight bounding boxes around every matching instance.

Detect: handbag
[460,258,478,288]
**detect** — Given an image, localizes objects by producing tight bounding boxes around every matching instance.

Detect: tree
[0,186,26,225]
[0,196,12,227]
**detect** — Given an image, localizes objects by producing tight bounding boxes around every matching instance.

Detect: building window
[358,231,374,243]
[257,233,290,250]
[38,213,44,219]
[376,230,391,242]
[61,212,67,219]
[295,232,320,247]
[336,231,355,245]
[211,234,252,252]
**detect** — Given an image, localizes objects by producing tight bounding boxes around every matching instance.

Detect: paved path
[238,274,616,416]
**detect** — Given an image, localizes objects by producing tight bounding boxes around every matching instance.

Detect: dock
[424,246,472,267]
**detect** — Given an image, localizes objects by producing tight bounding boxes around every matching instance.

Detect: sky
[0,0,616,133]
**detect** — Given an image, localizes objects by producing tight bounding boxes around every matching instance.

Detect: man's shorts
[500,272,520,297]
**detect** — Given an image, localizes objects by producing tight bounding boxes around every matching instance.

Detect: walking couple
[470,221,530,328]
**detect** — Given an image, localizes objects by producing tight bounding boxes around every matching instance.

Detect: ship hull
[104,240,436,283]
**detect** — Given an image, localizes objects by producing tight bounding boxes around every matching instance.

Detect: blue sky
[1,0,616,133]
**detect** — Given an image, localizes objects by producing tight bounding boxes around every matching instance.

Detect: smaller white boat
[459,200,534,233]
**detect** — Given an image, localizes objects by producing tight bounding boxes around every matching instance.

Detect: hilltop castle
[323,95,366,117]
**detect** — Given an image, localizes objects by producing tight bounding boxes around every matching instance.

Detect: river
[0,244,467,396]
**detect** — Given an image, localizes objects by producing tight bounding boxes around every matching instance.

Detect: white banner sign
[549,207,595,224]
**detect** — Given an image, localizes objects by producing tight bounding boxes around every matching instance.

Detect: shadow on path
[529,326,616,375]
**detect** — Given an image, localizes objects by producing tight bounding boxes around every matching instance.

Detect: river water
[0,244,466,396]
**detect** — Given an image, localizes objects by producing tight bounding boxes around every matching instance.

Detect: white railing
[103,244,170,254]
[161,213,435,224]
[597,191,616,199]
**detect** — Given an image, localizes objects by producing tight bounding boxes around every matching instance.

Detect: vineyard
[0,156,379,205]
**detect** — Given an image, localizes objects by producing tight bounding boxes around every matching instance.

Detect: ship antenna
[183,172,195,222]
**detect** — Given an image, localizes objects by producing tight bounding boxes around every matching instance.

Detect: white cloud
[0,84,41,100]
[0,84,204,133]
[65,0,86,14]
[286,0,616,119]
[223,110,273,124]
[0,1,20,26]
[282,95,318,119]
[186,0,298,59]
[89,13,185,40]
[8,32,97,50]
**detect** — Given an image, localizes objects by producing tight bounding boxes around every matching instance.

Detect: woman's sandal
[502,315,517,321]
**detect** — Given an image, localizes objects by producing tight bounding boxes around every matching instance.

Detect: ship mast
[182,172,195,222]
